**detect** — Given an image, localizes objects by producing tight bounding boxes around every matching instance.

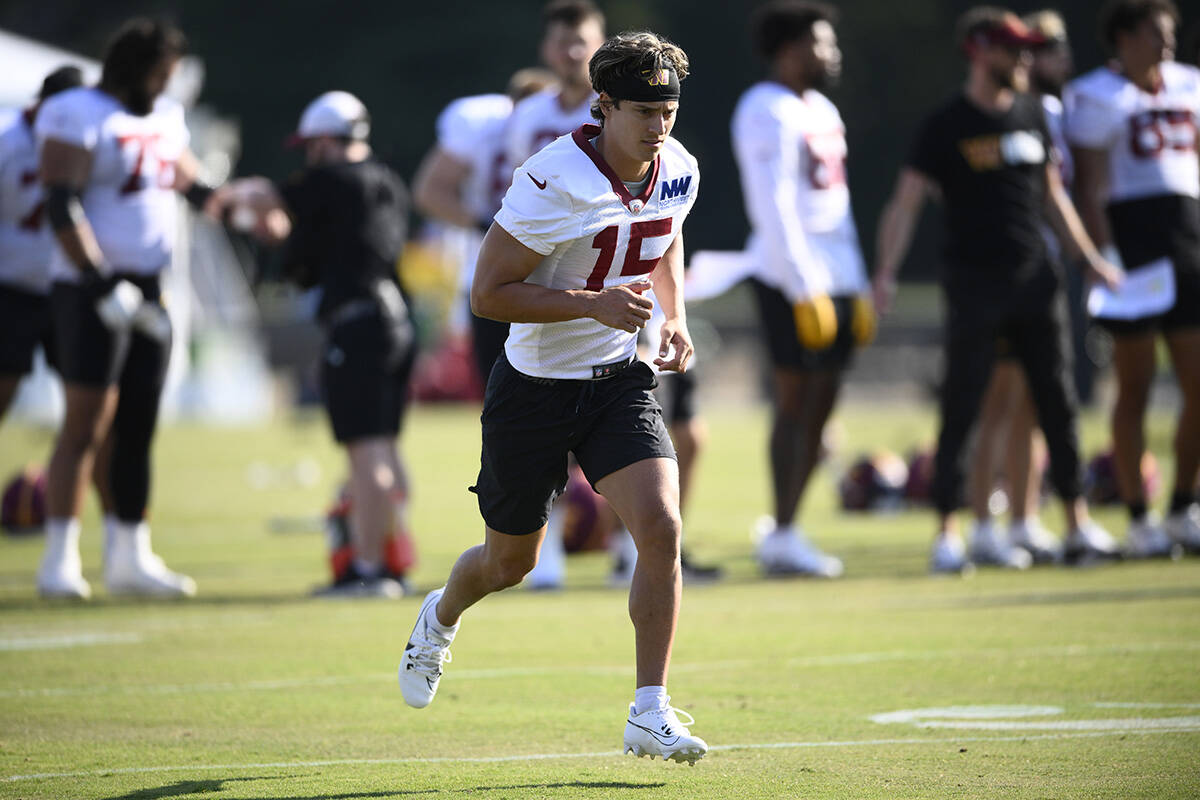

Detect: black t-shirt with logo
[279,159,409,319]
[908,92,1053,289]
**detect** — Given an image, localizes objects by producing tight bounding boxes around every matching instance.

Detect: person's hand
[654,318,693,373]
[588,280,654,332]
[851,294,877,345]
[94,279,144,332]
[1085,250,1123,291]
[793,294,837,349]
[871,273,897,315]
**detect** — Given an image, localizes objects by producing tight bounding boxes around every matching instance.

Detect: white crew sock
[43,517,81,565]
[426,596,459,641]
[634,685,669,715]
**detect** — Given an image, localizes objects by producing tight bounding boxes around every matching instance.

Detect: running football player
[398,30,708,764]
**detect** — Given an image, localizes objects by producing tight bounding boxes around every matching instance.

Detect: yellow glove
[793,294,838,350]
[851,294,877,345]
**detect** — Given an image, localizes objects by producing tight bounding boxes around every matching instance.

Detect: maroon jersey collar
[572,123,660,211]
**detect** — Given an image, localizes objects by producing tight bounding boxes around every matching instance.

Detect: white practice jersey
[35,87,189,281]
[732,81,867,303]
[505,88,596,169]
[494,124,699,380]
[436,93,514,225]
[0,111,52,293]
[1064,62,1200,203]
[1043,94,1072,186]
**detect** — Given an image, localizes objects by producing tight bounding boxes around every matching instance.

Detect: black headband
[605,66,680,102]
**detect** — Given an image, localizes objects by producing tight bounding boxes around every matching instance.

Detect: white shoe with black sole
[398,587,453,708]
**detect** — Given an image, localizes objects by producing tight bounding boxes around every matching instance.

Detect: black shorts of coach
[320,305,416,444]
[0,282,53,377]
[50,273,170,388]
[749,278,857,371]
[471,353,676,535]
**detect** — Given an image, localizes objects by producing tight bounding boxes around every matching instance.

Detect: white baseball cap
[287,91,370,145]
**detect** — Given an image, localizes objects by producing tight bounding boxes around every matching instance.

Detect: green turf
[0,400,1197,799]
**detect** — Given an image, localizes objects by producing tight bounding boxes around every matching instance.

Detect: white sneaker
[1063,520,1121,564]
[398,587,454,709]
[524,506,565,590]
[37,553,91,599]
[1164,504,1200,554]
[105,523,197,597]
[758,528,843,578]
[624,702,708,765]
[929,535,969,574]
[1008,518,1062,564]
[968,520,1032,569]
[1125,514,1174,559]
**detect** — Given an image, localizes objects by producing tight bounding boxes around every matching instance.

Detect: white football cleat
[1165,504,1200,554]
[37,554,91,600]
[104,524,196,597]
[758,528,843,578]
[524,507,565,590]
[968,519,1032,569]
[929,534,970,574]
[1124,514,1175,559]
[624,703,708,765]
[398,587,454,709]
[1008,518,1062,564]
[1063,520,1121,564]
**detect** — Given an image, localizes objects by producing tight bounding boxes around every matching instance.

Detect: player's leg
[104,318,195,596]
[1004,370,1059,563]
[1163,326,1200,551]
[1012,291,1117,562]
[0,284,51,422]
[968,362,1014,524]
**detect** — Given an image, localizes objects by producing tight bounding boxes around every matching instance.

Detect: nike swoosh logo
[628,720,680,746]
[527,173,547,190]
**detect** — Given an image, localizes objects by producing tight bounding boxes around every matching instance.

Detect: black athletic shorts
[0,283,52,376]
[320,307,416,444]
[471,353,676,535]
[657,368,697,424]
[749,278,857,371]
[50,273,166,387]
[1098,194,1200,335]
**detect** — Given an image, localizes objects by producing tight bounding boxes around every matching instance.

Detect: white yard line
[0,633,142,651]
[4,728,1198,783]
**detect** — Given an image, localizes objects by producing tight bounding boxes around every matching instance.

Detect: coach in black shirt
[872,8,1122,572]
[217,91,416,597]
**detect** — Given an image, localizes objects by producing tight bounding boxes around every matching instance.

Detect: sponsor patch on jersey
[659,174,693,207]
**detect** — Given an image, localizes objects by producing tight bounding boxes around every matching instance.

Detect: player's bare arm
[1043,162,1122,289]
[40,138,105,274]
[648,230,692,373]
[471,223,653,331]
[872,167,934,313]
[412,148,478,229]
[1071,146,1116,253]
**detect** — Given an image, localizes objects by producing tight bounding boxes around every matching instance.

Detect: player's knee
[633,512,681,562]
[488,548,538,589]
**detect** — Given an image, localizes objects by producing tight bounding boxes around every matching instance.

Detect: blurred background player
[399,30,707,763]
[0,66,83,421]
[501,0,608,589]
[965,9,1077,565]
[35,19,219,599]
[218,91,417,597]
[1066,0,1200,557]
[873,7,1122,573]
[731,0,873,578]
[413,68,556,388]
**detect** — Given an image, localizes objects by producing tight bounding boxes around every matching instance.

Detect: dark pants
[932,269,1083,514]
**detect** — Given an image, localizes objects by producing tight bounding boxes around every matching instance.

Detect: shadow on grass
[101,777,668,799]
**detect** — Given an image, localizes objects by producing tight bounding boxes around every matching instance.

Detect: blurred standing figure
[0,67,83,421]
[219,92,417,597]
[731,0,873,578]
[36,19,219,599]
[399,30,708,764]
[413,68,556,387]
[1067,0,1200,556]
[873,8,1123,573]
[965,9,1076,565]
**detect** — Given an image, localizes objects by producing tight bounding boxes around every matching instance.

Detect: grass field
[0,400,1197,799]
